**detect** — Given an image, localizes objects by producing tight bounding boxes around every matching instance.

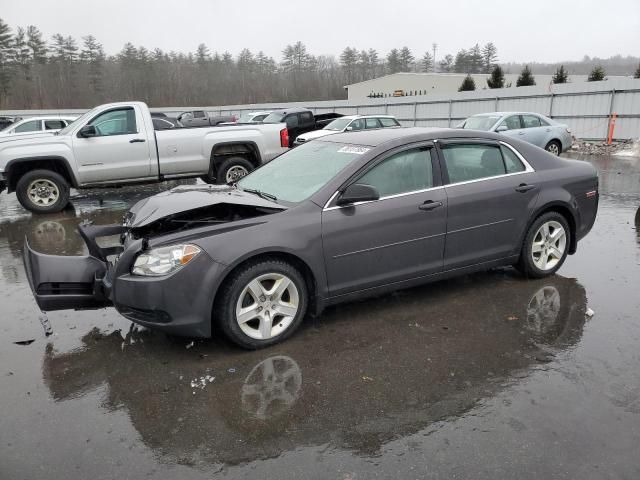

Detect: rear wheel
[217,259,308,349]
[516,212,570,278]
[16,169,70,213]
[217,157,253,184]
[545,140,561,156]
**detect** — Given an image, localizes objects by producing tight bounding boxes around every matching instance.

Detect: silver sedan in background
[459,112,572,155]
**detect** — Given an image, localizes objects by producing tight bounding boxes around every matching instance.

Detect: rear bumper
[23,223,223,338]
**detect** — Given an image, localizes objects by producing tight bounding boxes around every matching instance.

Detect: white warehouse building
[344,72,630,100]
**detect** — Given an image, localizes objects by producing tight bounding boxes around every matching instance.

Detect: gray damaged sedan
[24,128,598,349]
[460,112,573,155]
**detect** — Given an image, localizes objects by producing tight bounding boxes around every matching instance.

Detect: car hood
[127,185,286,228]
[298,129,336,141]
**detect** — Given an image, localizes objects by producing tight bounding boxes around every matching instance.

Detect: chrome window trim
[323,185,444,211]
[323,140,534,211]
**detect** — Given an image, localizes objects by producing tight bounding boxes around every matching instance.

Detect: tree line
[0,17,638,109]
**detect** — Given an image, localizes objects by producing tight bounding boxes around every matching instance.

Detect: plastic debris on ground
[191,375,215,392]
[39,314,53,337]
[14,339,35,346]
[185,341,195,349]
[586,307,595,318]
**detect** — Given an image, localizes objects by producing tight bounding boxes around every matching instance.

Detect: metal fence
[3,78,639,140]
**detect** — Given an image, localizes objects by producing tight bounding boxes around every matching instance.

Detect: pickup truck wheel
[16,169,70,213]
[217,259,308,349]
[217,157,253,184]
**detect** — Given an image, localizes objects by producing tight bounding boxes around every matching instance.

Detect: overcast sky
[3,0,639,63]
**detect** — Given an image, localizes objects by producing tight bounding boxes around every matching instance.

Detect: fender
[4,155,79,191]
[523,196,579,255]
[210,140,263,166]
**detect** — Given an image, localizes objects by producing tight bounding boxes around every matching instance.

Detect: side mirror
[496,125,508,132]
[345,126,353,131]
[337,183,380,206]
[79,125,97,137]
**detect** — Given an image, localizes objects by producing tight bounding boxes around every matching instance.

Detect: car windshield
[462,116,502,131]
[238,113,259,123]
[57,107,99,135]
[323,118,352,131]
[237,141,366,203]
[262,112,285,123]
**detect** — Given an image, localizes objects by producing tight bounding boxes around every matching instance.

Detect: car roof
[317,127,506,147]
[338,115,397,120]
[269,107,311,115]
[472,112,548,117]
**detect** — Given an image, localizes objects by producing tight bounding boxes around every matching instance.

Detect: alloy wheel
[531,220,567,271]
[546,143,560,156]
[235,273,300,340]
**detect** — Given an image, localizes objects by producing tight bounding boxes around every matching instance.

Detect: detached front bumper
[0,172,6,194]
[23,222,223,338]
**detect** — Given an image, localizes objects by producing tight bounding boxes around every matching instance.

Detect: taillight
[280,128,289,148]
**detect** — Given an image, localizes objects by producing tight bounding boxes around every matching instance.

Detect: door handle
[129,138,146,143]
[518,131,526,135]
[515,183,536,193]
[419,200,443,211]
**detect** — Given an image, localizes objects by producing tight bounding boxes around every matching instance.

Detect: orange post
[607,113,617,145]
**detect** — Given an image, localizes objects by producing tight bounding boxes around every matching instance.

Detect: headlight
[132,244,201,276]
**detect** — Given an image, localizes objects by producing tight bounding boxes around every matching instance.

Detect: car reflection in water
[42,270,588,467]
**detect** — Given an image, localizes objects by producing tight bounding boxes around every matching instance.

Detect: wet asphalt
[1,154,639,479]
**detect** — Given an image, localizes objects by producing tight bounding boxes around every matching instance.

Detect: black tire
[215,156,254,185]
[545,140,562,156]
[16,169,70,213]
[515,212,570,278]
[216,259,308,349]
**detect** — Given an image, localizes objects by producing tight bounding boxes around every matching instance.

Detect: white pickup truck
[0,101,289,213]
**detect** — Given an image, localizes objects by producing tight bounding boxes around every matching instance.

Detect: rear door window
[379,117,400,127]
[365,118,382,129]
[522,115,542,128]
[44,120,65,130]
[441,144,507,183]
[500,145,526,173]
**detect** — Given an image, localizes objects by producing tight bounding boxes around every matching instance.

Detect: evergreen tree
[634,63,640,79]
[398,46,414,72]
[552,65,568,84]
[0,18,14,102]
[454,49,469,73]
[339,46,357,83]
[516,65,536,86]
[468,44,483,73]
[357,49,370,81]
[386,48,400,73]
[367,48,378,78]
[458,74,476,91]
[486,65,504,89]
[482,42,498,73]
[81,35,105,96]
[195,43,210,64]
[587,65,606,81]
[26,26,46,63]
[421,51,433,72]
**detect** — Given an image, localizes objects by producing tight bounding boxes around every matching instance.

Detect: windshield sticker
[337,146,370,155]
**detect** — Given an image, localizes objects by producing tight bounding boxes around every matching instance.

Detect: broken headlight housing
[132,244,201,276]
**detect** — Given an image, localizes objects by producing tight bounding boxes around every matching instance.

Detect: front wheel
[545,140,561,156]
[516,212,570,278]
[16,169,70,213]
[217,259,308,349]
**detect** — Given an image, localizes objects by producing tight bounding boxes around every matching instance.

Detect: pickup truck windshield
[462,116,501,131]
[57,107,100,135]
[324,118,352,131]
[237,141,365,203]
[262,112,285,123]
